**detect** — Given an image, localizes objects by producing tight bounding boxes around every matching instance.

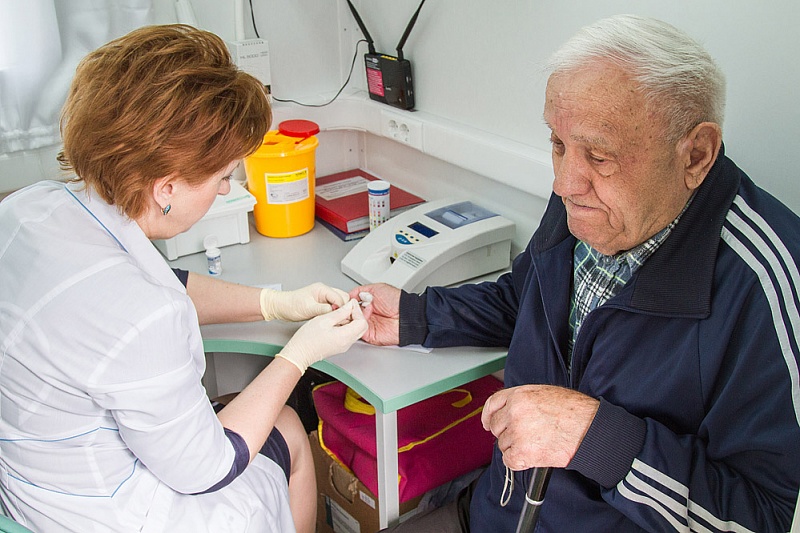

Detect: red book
[315,169,425,234]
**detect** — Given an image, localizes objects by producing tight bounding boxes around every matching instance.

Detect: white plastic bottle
[368,180,391,230]
[203,235,222,276]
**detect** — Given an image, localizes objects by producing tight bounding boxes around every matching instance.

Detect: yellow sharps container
[244,120,319,237]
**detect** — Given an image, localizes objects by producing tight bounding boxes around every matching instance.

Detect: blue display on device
[408,221,438,238]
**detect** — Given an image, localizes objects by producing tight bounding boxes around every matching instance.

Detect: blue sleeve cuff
[194,428,251,494]
[399,290,428,346]
[566,398,646,488]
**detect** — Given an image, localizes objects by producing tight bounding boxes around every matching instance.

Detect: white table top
[168,217,507,413]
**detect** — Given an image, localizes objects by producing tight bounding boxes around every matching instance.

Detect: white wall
[3,1,798,220]
[255,0,800,213]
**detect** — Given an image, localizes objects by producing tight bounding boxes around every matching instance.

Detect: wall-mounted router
[346,0,427,111]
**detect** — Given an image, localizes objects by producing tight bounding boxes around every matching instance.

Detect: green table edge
[202,338,507,413]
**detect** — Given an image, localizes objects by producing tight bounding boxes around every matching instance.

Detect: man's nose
[552,150,590,197]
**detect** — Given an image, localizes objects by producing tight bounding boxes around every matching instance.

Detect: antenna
[345,0,376,55]
[396,0,426,61]
[344,0,429,110]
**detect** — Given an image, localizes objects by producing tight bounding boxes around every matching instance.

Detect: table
[168,220,507,528]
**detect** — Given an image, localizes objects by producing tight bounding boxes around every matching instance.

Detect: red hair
[58,24,271,218]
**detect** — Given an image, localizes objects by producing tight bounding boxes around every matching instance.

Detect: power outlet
[380,110,423,151]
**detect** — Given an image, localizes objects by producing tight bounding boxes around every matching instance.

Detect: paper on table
[356,340,432,353]
[316,176,369,201]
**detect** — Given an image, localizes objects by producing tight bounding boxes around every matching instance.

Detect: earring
[162,204,171,216]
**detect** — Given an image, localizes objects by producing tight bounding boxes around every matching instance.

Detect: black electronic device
[345,0,427,110]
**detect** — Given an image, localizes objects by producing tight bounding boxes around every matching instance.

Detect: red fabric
[313,375,502,502]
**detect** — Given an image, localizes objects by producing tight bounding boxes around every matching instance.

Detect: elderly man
[352,14,800,532]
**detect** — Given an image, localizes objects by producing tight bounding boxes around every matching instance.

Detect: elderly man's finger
[481,390,508,432]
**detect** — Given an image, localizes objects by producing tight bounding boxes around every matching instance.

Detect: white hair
[545,14,726,142]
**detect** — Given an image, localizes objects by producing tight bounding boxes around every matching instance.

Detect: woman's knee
[275,405,305,442]
[274,406,311,469]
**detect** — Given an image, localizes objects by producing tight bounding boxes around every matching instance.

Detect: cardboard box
[152,180,256,260]
[310,431,421,533]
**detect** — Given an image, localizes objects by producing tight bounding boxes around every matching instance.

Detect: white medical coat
[0,182,295,532]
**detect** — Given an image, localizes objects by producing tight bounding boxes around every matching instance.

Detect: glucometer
[341,199,515,292]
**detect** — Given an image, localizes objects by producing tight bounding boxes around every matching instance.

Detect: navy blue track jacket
[400,147,800,531]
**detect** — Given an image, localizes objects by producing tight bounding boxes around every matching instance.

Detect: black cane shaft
[515,467,553,533]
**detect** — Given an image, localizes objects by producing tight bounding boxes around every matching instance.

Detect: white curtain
[0,0,154,154]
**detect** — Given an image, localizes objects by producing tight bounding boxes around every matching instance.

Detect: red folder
[315,169,425,234]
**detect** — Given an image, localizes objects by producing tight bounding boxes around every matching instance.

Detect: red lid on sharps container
[278,120,320,139]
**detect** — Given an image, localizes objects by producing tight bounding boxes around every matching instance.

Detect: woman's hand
[275,300,368,374]
[260,282,350,322]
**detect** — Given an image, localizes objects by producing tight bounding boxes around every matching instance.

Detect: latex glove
[276,299,368,374]
[260,282,350,322]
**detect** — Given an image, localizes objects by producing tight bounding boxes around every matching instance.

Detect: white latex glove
[260,282,350,322]
[275,299,368,374]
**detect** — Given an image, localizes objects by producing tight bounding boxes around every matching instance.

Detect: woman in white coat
[0,24,367,532]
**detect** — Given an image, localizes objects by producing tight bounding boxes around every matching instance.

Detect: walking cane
[514,467,553,533]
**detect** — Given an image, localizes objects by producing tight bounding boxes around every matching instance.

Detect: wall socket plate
[380,109,423,151]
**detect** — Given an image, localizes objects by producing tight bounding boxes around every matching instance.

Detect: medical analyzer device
[341,199,515,292]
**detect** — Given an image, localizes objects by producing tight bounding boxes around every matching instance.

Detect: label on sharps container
[264,168,309,204]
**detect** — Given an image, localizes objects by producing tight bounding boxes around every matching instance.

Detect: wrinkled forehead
[543,63,653,139]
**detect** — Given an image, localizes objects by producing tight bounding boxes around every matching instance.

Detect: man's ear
[682,122,722,190]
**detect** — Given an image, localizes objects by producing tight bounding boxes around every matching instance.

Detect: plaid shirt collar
[568,194,694,362]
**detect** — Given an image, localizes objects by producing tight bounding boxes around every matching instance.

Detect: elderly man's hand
[347,283,402,345]
[481,385,600,471]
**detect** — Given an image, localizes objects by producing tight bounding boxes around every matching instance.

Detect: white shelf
[271,90,554,201]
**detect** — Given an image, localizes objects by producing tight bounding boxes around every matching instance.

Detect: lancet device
[341,199,515,292]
